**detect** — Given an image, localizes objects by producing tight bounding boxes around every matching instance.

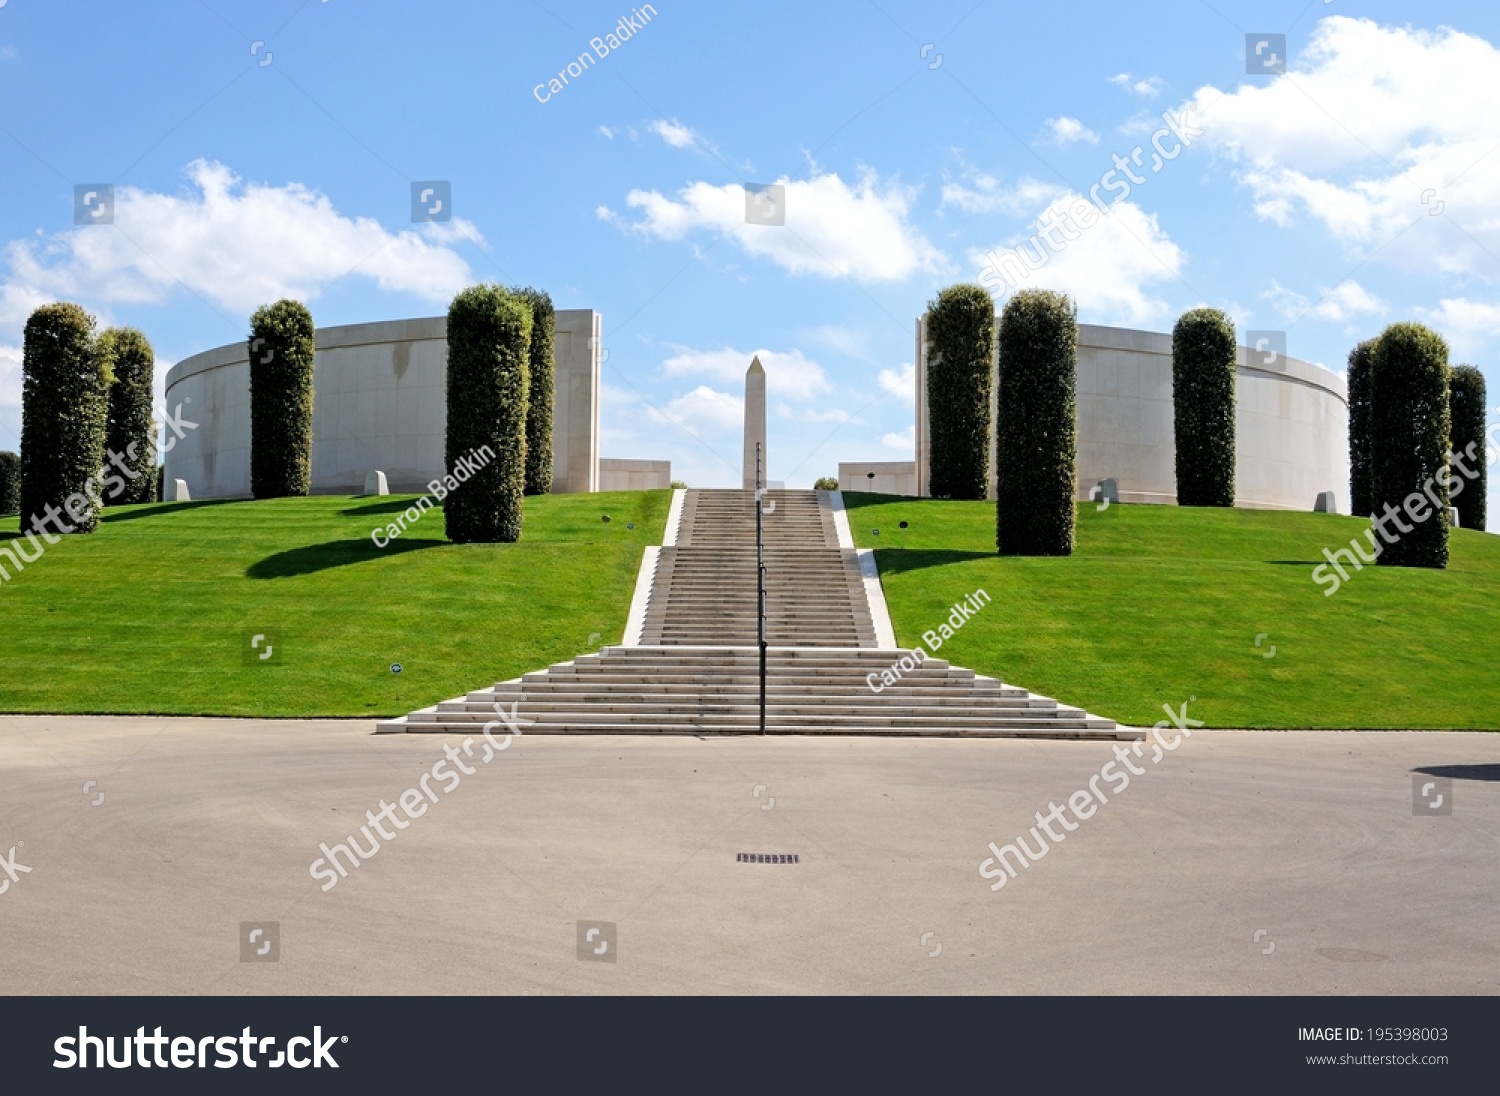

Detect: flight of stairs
[376,489,1133,739]
[638,489,875,646]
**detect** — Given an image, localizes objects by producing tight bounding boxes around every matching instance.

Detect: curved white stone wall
[164,312,601,499]
[914,320,1350,512]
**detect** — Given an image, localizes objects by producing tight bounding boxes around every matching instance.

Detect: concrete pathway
[1,715,1495,995]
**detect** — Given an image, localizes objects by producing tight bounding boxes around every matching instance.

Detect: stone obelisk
[742,356,767,490]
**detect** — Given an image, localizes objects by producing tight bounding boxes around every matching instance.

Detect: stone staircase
[638,489,875,646]
[376,489,1133,739]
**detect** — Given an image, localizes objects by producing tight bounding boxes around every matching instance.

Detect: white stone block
[167,478,190,502]
[1314,490,1337,513]
[365,470,389,496]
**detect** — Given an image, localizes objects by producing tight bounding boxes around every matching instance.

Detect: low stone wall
[599,458,671,491]
[838,461,918,497]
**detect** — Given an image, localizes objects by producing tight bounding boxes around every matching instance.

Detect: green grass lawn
[0,490,670,717]
[845,493,1500,729]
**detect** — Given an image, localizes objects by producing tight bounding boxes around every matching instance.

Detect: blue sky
[1,1,1498,524]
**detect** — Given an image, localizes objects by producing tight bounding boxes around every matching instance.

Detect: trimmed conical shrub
[1171,308,1237,507]
[1370,322,1450,568]
[248,300,316,498]
[1449,363,1486,532]
[445,284,532,543]
[996,288,1077,556]
[511,286,555,496]
[98,327,157,505]
[20,302,109,535]
[926,283,995,500]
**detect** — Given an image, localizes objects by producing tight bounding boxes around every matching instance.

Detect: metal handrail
[756,443,767,736]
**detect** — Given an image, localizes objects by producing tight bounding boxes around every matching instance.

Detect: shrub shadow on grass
[340,497,439,517]
[1412,764,1500,782]
[248,537,446,578]
[102,499,239,523]
[871,548,994,577]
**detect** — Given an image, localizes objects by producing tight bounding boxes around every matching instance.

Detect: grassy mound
[847,494,1500,729]
[0,491,670,717]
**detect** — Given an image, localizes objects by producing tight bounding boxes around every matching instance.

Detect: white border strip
[663,488,686,547]
[621,545,660,646]
[856,548,899,650]
[828,489,855,549]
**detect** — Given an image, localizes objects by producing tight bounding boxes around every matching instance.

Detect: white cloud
[601,170,945,283]
[0,160,477,317]
[1043,116,1099,145]
[940,174,1064,216]
[1187,16,1500,276]
[598,125,616,140]
[881,426,915,452]
[878,363,915,401]
[661,346,831,401]
[648,385,743,433]
[971,195,1185,325]
[648,119,699,149]
[1418,298,1500,359]
[1262,278,1385,323]
[1108,73,1164,98]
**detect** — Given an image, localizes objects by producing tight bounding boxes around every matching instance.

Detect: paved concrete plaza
[1,716,1496,995]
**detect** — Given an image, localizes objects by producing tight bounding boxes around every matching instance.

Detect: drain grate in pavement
[737,853,799,864]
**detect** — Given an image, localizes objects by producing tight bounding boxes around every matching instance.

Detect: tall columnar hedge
[511,286,555,496]
[20,302,110,535]
[925,283,995,500]
[0,450,19,515]
[445,284,532,543]
[248,300,316,498]
[1171,308,1237,507]
[98,326,157,505]
[1346,339,1376,517]
[1370,322,1450,568]
[995,289,1077,556]
[1449,363,1487,532]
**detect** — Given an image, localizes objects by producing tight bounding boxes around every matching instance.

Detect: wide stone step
[392,715,1119,737]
